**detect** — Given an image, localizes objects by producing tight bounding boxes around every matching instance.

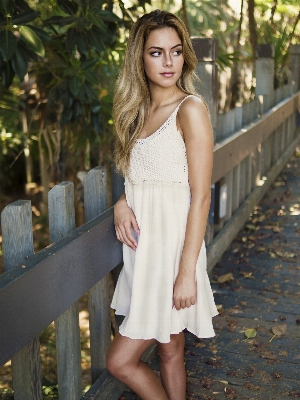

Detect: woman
[107,9,218,400]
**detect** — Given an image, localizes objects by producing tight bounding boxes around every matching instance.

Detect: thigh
[157,332,185,360]
[107,333,156,365]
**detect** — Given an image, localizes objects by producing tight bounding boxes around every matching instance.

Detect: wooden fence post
[1,200,43,400]
[48,182,82,400]
[289,44,300,92]
[84,167,111,382]
[256,44,275,110]
[192,37,218,136]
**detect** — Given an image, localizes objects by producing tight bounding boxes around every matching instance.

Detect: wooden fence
[0,41,300,399]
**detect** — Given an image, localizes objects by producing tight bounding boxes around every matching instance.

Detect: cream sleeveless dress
[111,95,218,343]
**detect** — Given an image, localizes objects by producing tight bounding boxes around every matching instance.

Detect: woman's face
[143,27,184,89]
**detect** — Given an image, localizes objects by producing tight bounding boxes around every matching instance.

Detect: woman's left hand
[173,270,196,310]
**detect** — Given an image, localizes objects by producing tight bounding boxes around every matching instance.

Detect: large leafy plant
[0,0,47,87]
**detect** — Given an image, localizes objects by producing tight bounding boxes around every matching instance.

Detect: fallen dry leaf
[240,271,254,279]
[227,320,237,332]
[218,272,234,283]
[269,323,287,342]
[276,251,295,258]
[244,328,257,340]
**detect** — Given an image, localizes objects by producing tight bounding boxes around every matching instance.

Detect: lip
[160,73,174,78]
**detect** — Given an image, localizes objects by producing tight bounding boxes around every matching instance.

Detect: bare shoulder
[179,95,208,116]
[178,95,212,140]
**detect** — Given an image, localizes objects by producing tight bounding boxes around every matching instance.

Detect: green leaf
[72,100,82,118]
[44,15,66,25]
[0,31,17,62]
[69,76,81,96]
[87,28,104,53]
[19,25,45,57]
[77,31,88,55]
[0,0,14,15]
[18,39,38,61]
[88,13,106,32]
[81,58,97,70]
[57,0,78,15]
[15,0,32,12]
[84,70,98,85]
[61,88,73,108]
[95,10,120,22]
[66,28,77,53]
[1,61,15,88]
[12,10,40,25]
[11,45,28,80]
[27,25,51,43]
[61,107,73,125]
[84,82,98,102]
[244,328,257,339]
[91,111,102,134]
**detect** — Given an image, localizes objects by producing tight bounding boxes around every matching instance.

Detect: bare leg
[106,333,168,400]
[157,332,186,400]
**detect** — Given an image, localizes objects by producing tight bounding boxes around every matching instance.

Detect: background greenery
[0,0,299,397]
[0,0,299,201]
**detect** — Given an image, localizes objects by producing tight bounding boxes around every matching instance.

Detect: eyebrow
[147,43,182,51]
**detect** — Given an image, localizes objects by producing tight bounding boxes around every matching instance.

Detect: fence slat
[48,182,82,400]
[84,167,111,382]
[1,200,43,400]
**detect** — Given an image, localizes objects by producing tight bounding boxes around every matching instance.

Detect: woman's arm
[173,97,214,310]
[114,190,140,251]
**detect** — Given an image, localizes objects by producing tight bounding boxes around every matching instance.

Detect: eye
[173,49,182,56]
[150,51,161,57]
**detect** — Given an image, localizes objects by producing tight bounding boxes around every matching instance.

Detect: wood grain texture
[48,182,82,400]
[212,92,300,184]
[207,133,300,273]
[84,167,111,381]
[0,207,122,366]
[1,201,43,400]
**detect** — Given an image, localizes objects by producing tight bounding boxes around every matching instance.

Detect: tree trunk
[225,0,244,110]
[38,130,49,213]
[270,0,278,25]
[22,110,34,195]
[182,0,191,35]
[248,0,257,61]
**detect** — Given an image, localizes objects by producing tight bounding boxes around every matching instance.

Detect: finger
[191,297,196,306]
[185,299,191,308]
[180,299,187,310]
[174,298,181,311]
[131,218,140,235]
[120,226,137,250]
[125,225,138,248]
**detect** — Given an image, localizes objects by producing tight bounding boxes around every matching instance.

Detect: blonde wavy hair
[113,9,200,177]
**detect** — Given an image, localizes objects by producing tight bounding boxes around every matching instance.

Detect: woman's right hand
[114,195,140,251]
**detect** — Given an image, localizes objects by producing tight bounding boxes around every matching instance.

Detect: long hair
[113,9,200,177]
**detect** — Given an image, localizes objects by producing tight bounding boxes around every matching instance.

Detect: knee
[106,352,132,381]
[158,335,184,364]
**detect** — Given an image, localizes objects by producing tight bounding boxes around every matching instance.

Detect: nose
[164,54,173,67]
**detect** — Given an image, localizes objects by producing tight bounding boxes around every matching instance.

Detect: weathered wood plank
[84,167,111,381]
[207,133,300,273]
[48,182,82,399]
[0,206,122,366]
[212,92,300,184]
[1,201,43,400]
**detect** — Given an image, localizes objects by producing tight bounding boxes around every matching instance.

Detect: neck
[148,83,182,108]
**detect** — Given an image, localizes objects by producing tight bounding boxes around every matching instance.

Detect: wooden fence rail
[0,41,300,399]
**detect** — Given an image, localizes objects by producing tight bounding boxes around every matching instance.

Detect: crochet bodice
[127,95,193,187]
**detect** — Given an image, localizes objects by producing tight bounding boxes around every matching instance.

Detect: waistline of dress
[124,180,190,188]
